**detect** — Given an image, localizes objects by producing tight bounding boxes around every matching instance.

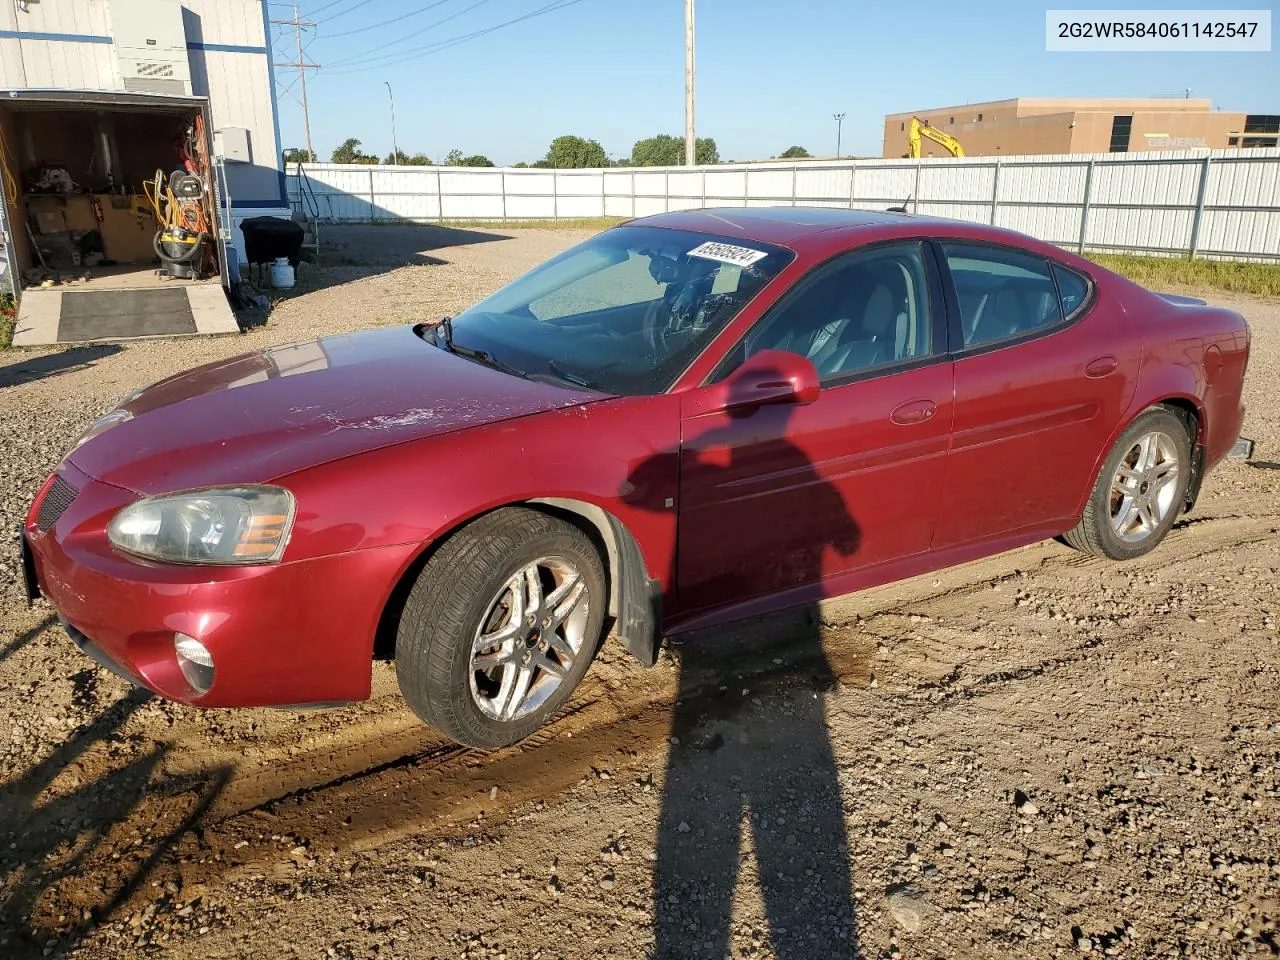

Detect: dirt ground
[0,225,1277,960]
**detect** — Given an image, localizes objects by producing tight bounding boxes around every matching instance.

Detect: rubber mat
[57,288,197,342]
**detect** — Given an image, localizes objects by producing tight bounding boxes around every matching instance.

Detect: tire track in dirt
[142,509,1280,900]
[24,506,1277,927]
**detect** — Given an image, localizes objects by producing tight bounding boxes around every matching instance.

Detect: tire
[395,507,607,749]
[1063,407,1192,560]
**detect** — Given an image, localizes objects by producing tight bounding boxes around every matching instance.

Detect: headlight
[71,388,145,451]
[107,486,296,565]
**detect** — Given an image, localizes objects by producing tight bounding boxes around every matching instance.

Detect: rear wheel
[1063,407,1191,560]
[395,508,607,749]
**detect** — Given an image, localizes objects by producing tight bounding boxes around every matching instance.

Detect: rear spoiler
[1158,293,1207,306]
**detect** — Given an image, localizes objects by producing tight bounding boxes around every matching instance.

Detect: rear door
[931,242,1138,548]
[676,240,954,613]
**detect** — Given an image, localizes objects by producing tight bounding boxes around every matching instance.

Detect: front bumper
[24,462,420,707]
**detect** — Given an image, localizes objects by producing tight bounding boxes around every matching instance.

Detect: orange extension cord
[143,114,214,236]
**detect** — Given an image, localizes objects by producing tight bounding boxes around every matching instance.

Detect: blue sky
[272,0,1279,164]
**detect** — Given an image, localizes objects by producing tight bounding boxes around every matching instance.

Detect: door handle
[890,399,937,425]
[1085,355,1119,378]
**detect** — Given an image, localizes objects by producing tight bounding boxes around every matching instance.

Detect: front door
[675,240,954,614]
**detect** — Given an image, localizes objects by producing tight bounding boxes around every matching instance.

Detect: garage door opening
[0,90,238,345]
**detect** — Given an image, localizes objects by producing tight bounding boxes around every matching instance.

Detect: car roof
[631,206,914,244]
[629,206,1066,259]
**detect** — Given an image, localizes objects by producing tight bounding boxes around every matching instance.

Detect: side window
[725,242,934,382]
[1051,263,1090,319]
[941,243,1063,348]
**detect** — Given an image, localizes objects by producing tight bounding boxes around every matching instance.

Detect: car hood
[67,325,602,494]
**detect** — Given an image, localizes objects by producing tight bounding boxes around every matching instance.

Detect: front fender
[276,395,682,664]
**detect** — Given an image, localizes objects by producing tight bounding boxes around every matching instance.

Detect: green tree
[780,145,811,158]
[630,134,718,166]
[331,138,377,164]
[543,134,609,168]
[443,148,493,167]
[283,147,315,164]
[385,149,432,165]
[512,161,530,168]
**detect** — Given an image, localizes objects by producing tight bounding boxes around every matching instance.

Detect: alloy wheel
[1109,430,1180,544]
[469,556,590,721]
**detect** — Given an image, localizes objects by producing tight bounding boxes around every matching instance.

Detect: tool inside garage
[0,100,222,292]
[144,115,216,280]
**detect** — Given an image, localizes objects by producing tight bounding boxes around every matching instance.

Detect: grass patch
[1,292,15,349]
[1086,253,1280,298]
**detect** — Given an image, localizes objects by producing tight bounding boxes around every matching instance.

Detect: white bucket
[269,257,295,289]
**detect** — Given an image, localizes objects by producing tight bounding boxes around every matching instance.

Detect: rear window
[1051,263,1090,319]
[940,243,1062,348]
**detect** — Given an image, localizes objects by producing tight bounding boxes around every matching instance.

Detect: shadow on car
[626,395,862,958]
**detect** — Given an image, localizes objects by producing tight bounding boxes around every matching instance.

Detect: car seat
[811,261,911,376]
[969,284,1025,344]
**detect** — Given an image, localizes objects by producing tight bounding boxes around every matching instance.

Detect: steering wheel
[641,293,675,357]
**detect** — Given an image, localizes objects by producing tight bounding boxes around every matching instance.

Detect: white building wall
[1,0,284,211]
[0,0,118,89]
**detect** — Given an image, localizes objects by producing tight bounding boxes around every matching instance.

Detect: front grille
[36,475,78,532]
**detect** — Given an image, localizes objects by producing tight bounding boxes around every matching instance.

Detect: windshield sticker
[687,241,768,267]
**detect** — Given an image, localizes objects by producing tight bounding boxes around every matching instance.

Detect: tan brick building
[883,98,1279,157]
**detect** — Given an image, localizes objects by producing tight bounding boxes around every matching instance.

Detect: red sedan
[23,208,1250,748]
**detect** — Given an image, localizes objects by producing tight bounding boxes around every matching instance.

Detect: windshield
[445,225,793,395]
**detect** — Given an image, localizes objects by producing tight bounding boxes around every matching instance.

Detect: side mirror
[718,349,821,410]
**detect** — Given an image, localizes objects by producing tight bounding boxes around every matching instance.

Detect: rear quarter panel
[1084,277,1249,510]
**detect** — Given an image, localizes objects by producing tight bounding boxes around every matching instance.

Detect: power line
[313,0,380,25]
[324,0,493,67]
[326,0,585,74]
[271,4,320,161]
[303,0,361,18]
[318,0,455,38]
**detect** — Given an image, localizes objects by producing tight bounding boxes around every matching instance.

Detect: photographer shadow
[625,390,862,959]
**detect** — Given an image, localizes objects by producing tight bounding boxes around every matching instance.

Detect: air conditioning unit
[112,0,192,95]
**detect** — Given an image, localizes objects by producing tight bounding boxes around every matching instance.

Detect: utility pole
[271,4,319,162]
[385,81,399,164]
[833,113,846,159]
[684,0,696,166]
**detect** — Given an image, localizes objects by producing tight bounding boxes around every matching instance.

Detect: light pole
[833,113,846,159]
[684,0,696,166]
[385,81,399,164]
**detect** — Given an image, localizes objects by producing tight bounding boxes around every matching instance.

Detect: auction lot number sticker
[687,242,769,267]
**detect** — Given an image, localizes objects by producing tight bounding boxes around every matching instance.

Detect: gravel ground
[0,226,1277,960]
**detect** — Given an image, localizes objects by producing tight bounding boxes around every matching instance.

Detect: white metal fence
[288,149,1280,262]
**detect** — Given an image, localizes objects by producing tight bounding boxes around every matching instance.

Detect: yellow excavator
[906,117,965,158]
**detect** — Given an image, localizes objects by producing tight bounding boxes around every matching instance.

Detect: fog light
[174,633,214,694]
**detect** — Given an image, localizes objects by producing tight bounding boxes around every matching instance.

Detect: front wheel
[1063,407,1191,560]
[395,508,607,749]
